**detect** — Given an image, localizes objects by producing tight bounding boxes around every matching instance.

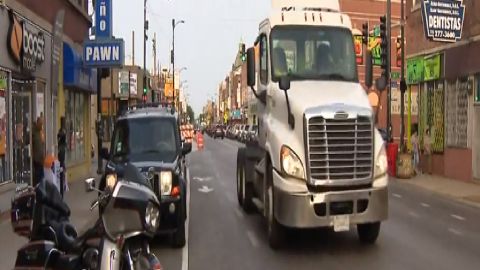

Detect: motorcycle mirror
[85,178,96,192]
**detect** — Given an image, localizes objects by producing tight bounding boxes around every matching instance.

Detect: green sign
[391,72,400,80]
[407,57,424,85]
[423,54,441,81]
[369,36,382,66]
[0,78,6,90]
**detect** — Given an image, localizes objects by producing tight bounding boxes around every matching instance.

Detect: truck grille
[307,116,373,181]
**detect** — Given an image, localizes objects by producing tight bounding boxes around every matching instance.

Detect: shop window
[446,79,469,148]
[419,81,444,153]
[65,90,86,165]
[0,71,9,183]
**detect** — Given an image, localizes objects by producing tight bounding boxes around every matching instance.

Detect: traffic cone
[197,132,204,150]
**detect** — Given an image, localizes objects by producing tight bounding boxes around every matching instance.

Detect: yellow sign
[164,78,173,97]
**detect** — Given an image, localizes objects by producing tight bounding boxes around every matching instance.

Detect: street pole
[153,32,156,103]
[400,0,406,149]
[387,0,392,142]
[143,0,147,104]
[96,69,103,175]
[128,70,131,106]
[172,19,176,111]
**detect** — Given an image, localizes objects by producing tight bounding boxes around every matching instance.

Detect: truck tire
[265,158,285,249]
[357,222,381,244]
[236,148,254,213]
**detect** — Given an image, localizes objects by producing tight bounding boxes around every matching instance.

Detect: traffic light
[240,44,246,62]
[143,76,147,96]
[362,22,369,45]
[379,15,388,72]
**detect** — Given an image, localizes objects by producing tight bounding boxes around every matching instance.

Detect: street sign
[421,0,465,43]
[83,39,124,67]
[95,0,112,38]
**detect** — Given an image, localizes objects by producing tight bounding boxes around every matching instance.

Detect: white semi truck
[236,0,388,249]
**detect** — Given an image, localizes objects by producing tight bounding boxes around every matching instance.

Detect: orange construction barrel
[197,132,204,150]
[387,143,398,177]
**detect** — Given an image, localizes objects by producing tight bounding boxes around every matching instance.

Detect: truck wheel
[265,158,285,249]
[266,185,284,249]
[236,148,245,207]
[357,222,381,244]
[237,148,254,213]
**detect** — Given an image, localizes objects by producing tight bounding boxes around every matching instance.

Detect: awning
[63,42,97,93]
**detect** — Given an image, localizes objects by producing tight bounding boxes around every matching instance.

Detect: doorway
[473,105,480,180]
[12,79,34,184]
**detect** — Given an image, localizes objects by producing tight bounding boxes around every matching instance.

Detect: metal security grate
[307,116,373,181]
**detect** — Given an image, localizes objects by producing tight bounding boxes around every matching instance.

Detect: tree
[187,105,195,124]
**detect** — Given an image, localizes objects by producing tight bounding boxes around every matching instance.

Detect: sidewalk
[0,164,99,268]
[394,173,480,208]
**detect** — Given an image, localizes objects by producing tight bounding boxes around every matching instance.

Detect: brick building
[406,0,480,181]
[340,0,406,138]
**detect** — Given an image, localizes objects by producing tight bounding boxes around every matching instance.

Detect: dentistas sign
[421,0,465,43]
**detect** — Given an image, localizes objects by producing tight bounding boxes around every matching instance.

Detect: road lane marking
[182,168,190,270]
[450,214,466,221]
[246,230,259,248]
[448,228,463,236]
[408,211,420,218]
[393,193,402,198]
[420,202,430,208]
[235,208,244,219]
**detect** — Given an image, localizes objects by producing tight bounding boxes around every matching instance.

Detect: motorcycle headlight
[145,201,160,232]
[373,144,388,187]
[280,145,305,180]
[160,171,173,196]
[105,174,117,191]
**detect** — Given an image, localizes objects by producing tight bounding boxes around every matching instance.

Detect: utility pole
[153,32,156,102]
[143,0,148,103]
[96,69,103,175]
[172,19,176,110]
[400,0,407,149]
[132,30,135,66]
[387,0,392,142]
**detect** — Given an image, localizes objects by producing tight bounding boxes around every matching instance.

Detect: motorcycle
[11,162,163,270]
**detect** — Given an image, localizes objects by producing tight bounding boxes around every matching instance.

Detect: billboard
[164,77,174,97]
[118,71,137,96]
[421,0,465,43]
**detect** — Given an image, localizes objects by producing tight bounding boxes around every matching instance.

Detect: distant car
[240,125,250,142]
[245,125,258,143]
[214,125,225,139]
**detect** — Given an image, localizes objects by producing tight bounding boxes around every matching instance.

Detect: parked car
[245,125,258,143]
[214,125,225,139]
[240,125,250,142]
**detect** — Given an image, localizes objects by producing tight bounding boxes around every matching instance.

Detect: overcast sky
[112,0,270,114]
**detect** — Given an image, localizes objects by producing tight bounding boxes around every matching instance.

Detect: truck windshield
[270,26,358,82]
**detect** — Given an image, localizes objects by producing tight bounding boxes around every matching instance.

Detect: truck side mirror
[247,47,256,87]
[279,76,291,91]
[365,50,373,89]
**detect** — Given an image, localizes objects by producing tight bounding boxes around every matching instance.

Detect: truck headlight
[280,146,305,179]
[373,145,388,187]
[105,174,117,191]
[160,171,173,196]
[145,201,160,232]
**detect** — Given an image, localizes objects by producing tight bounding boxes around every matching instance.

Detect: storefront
[63,42,97,178]
[0,7,53,185]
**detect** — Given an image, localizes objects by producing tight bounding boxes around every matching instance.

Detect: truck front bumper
[273,170,388,229]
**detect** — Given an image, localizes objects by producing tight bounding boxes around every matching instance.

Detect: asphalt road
[152,135,480,270]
